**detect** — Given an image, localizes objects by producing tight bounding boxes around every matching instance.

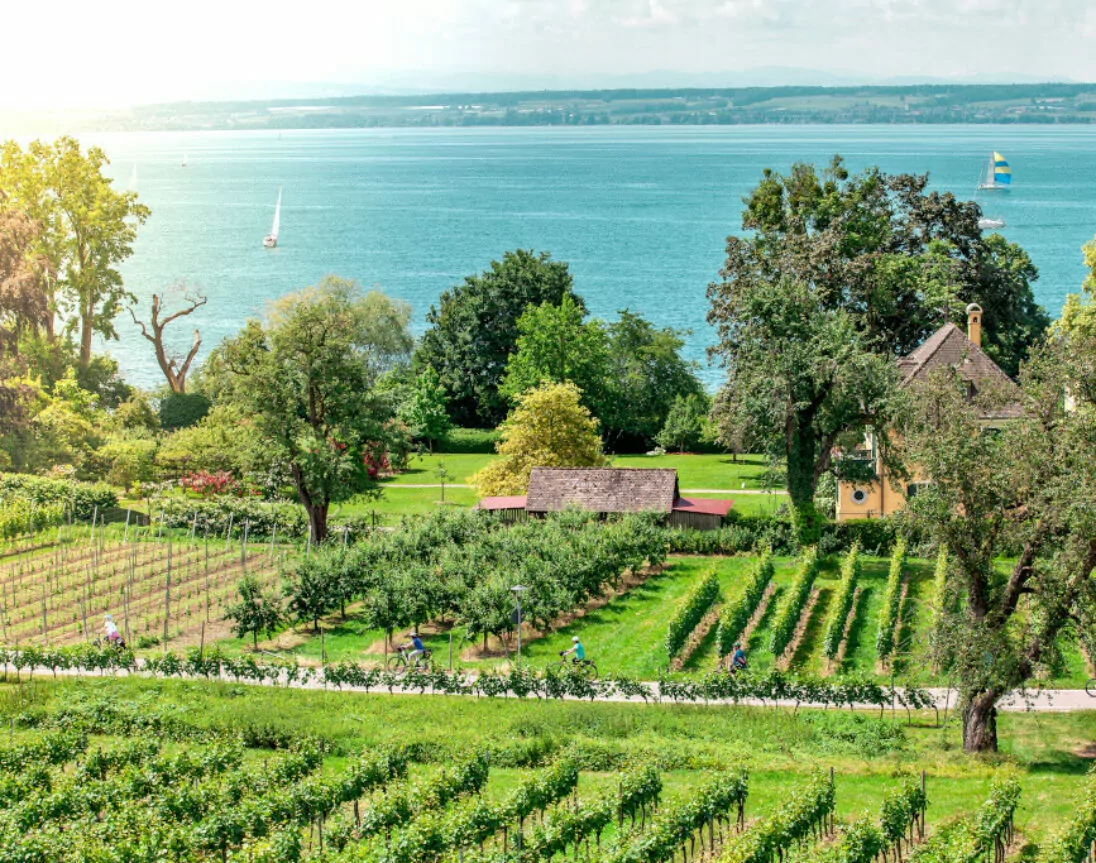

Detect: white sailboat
[181,153,189,168]
[263,188,282,249]
[129,164,138,190]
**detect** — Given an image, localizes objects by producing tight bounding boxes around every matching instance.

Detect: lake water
[86,126,1096,388]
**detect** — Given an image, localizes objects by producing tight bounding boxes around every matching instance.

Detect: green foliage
[95,431,158,491]
[908,773,1019,863]
[655,393,710,453]
[767,547,820,658]
[224,574,285,648]
[399,366,452,449]
[715,552,774,658]
[470,381,608,496]
[0,473,116,520]
[416,250,581,427]
[159,392,212,430]
[211,276,414,542]
[664,569,720,658]
[1040,767,1096,862]
[156,496,307,538]
[719,771,834,863]
[822,544,861,660]
[875,539,907,662]
[436,428,500,454]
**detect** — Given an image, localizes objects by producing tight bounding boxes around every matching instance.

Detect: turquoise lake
[87,125,1096,387]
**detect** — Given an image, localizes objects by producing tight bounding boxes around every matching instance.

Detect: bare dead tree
[129,282,207,393]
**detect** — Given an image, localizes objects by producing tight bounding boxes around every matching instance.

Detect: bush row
[0,474,117,522]
[875,539,908,661]
[156,497,309,539]
[821,544,861,661]
[664,570,720,658]
[666,516,900,558]
[767,547,820,659]
[715,552,774,658]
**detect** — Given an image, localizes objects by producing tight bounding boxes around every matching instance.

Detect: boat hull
[262,236,277,248]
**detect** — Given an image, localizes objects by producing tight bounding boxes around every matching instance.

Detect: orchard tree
[708,157,1047,539]
[656,393,710,453]
[1058,234,1096,339]
[224,574,285,648]
[214,277,413,542]
[896,329,1096,753]
[398,366,451,451]
[415,250,582,426]
[470,381,608,496]
[0,137,149,365]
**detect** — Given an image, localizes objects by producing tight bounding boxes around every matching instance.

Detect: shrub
[664,569,720,658]
[155,496,308,538]
[436,427,500,454]
[0,474,117,521]
[159,393,212,430]
[876,539,908,661]
[822,543,861,660]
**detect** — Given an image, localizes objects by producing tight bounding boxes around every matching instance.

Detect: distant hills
[6,82,1096,134]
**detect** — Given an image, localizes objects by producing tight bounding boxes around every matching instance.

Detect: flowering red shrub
[362,443,391,480]
[179,470,237,498]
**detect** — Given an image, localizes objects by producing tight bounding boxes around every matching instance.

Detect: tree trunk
[307,503,329,545]
[961,691,999,753]
[80,310,94,367]
[786,432,823,545]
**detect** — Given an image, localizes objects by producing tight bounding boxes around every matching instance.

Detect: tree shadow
[839,586,871,675]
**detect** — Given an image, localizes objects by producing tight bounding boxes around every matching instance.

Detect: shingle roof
[525,468,679,514]
[896,323,1021,419]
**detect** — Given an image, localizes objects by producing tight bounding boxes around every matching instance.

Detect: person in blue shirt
[401,631,427,668]
[731,642,748,673]
[561,636,586,664]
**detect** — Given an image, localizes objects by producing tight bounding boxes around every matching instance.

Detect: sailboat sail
[129,165,138,189]
[270,188,282,240]
[991,151,1011,185]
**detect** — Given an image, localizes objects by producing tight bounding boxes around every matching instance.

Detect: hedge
[664,570,720,658]
[0,474,117,522]
[875,539,908,661]
[155,497,308,539]
[159,392,212,430]
[666,516,897,558]
[768,547,820,659]
[715,551,774,658]
[822,544,861,661]
[436,428,500,454]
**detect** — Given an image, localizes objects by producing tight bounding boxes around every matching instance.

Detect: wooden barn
[476,467,733,531]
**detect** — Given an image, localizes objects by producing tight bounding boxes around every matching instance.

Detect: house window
[906,482,932,498]
[851,488,868,505]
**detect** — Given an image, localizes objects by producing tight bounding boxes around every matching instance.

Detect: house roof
[475,495,527,512]
[525,467,679,514]
[896,323,1021,419]
[671,497,734,517]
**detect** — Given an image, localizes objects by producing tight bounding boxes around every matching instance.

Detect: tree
[470,382,608,496]
[500,295,609,412]
[129,283,206,393]
[710,276,896,541]
[896,331,1096,753]
[398,366,451,451]
[1058,234,1096,339]
[656,393,710,453]
[601,310,704,449]
[0,137,150,365]
[0,207,50,353]
[707,157,1046,538]
[415,250,582,426]
[213,277,413,542]
[225,574,285,648]
[283,555,340,633]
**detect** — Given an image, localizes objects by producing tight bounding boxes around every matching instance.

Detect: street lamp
[511,585,528,667]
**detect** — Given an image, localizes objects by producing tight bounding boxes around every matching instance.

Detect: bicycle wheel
[583,661,599,681]
[386,655,408,673]
[1086,678,1096,698]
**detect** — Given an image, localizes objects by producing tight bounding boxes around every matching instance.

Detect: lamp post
[511,585,528,668]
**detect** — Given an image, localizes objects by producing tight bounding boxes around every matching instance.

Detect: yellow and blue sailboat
[977,151,1011,191]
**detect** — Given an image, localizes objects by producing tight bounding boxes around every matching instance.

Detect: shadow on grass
[790,586,831,672]
[839,586,872,675]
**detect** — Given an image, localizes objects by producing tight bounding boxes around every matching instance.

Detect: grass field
[3,676,1090,849]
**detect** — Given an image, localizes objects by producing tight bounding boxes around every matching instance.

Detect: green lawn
[7,676,1092,846]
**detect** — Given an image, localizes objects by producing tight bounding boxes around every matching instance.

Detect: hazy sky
[7,0,1096,108]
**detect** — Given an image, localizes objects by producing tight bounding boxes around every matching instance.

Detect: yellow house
[836,304,1021,521]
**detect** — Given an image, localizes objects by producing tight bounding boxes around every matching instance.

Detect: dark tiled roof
[897,323,1021,419]
[672,497,734,517]
[475,496,527,511]
[526,468,679,514]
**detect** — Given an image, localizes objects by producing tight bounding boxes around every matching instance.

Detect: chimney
[966,303,983,348]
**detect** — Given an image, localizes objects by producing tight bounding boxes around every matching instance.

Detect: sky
[4,0,1096,109]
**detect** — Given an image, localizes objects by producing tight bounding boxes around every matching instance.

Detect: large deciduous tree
[415,250,581,427]
[470,381,608,496]
[708,157,1048,538]
[897,329,1096,753]
[213,277,413,543]
[0,137,149,365]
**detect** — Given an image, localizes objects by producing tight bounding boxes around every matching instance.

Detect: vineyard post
[342,526,349,548]
[200,621,205,660]
[123,509,131,546]
[225,514,234,550]
[91,505,99,549]
[0,601,6,643]
[158,509,165,540]
[40,579,47,643]
[190,512,198,546]
[920,771,926,839]
[163,543,172,649]
[241,520,250,572]
[269,523,277,562]
[81,587,88,641]
[449,632,453,671]
[204,524,210,622]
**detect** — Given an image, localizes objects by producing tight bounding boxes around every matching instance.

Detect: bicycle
[1086,678,1096,698]
[92,635,128,651]
[555,653,599,681]
[387,645,432,673]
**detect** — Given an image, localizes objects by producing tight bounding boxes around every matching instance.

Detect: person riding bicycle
[560,636,587,665]
[731,642,748,673]
[103,614,123,647]
[400,631,427,668]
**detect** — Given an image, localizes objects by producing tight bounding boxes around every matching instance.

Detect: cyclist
[560,636,587,666]
[102,614,124,648]
[731,642,748,674]
[400,631,427,668]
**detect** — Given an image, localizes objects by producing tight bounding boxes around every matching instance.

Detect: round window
[851,488,868,505]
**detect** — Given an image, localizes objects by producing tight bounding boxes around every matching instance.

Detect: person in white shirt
[103,614,121,645]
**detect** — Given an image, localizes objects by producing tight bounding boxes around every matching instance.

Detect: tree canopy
[211,277,413,542]
[415,250,581,427]
[471,381,608,496]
